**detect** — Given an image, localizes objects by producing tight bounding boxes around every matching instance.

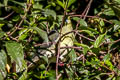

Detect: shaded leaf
[11,6,24,13]
[67,0,76,8]
[42,9,56,20]
[68,49,76,62]
[41,56,48,64]
[75,43,90,54]
[0,50,7,78]
[18,70,27,80]
[0,73,4,80]
[102,8,115,16]
[29,27,49,43]
[0,2,4,7]
[4,0,8,10]
[6,41,26,71]
[0,31,5,38]
[9,0,25,7]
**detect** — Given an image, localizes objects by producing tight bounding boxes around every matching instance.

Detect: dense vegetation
[0,0,120,80]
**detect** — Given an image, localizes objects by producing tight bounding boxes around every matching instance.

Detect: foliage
[0,0,120,80]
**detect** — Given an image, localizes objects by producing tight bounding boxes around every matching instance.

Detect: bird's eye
[65,19,68,23]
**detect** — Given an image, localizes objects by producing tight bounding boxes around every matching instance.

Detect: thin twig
[83,0,93,20]
[8,3,32,37]
[90,38,120,49]
[56,1,71,78]
[77,33,95,41]
[46,22,49,33]
[70,14,113,24]
[75,0,93,32]
[56,8,67,80]
[3,11,15,19]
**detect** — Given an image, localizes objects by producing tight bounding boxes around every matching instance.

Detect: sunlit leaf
[56,0,64,8]
[82,30,95,37]
[0,23,4,28]
[113,24,120,32]
[18,29,29,40]
[79,26,99,34]
[94,33,106,48]
[103,54,113,69]
[100,19,105,27]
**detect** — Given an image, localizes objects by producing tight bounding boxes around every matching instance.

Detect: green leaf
[103,54,110,62]
[41,56,48,64]
[4,0,8,10]
[0,23,5,28]
[94,33,106,48]
[113,24,120,32]
[100,19,105,27]
[111,20,120,25]
[18,29,29,40]
[103,8,115,16]
[0,31,5,38]
[103,54,113,69]
[82,30,95,37]
[6,41,26,71]
[72,17,80,21]
[0,73,4,80]
[75,43,90,54]
[0,2,4,7]
[80,19,88,27]
[42,9,56,20]
[0,50,7,78]
[18,70,27,80]
[18,34,28,40]
[56,0,64,8]
[9,0,25,7]
[67,0,76,8]
[33,2,43,9]
[29,27,49,43]
[79,26,99,34]
[68,49,76,62]
[11,6,24,13]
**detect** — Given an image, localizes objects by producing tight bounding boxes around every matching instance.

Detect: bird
[45,16,74,61]
[28,16,74,69]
